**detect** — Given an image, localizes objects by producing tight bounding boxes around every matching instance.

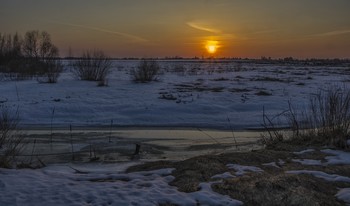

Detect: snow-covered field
[1,60,349,129]
[1,60,350,205]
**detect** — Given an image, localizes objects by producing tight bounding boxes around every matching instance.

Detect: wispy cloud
[311,29,350,37]
[187,22,221,34]
[49,21,148,43]
[252,29,280,35]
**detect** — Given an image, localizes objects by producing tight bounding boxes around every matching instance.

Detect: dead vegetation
[255,90,272,96]
[250,76,292,83]
[261,86,350,148]
[127,145,349,205]
[212,172,342,206]
[173,83,225,93]
[0,106,25,168]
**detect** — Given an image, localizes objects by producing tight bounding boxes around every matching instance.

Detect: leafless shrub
[131,59,160,82]
[172,65,187,76]
[37,59,63,83]
[0,106,24,168]
[72,50,112,82]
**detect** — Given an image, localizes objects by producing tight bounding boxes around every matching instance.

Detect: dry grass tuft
[170,155,227,192]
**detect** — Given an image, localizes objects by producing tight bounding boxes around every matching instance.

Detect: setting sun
[206,40,218,54]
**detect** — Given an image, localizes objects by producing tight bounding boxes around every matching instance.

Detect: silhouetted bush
[36,59,63,83]
[72,50,112,82]
[131,59,160,82]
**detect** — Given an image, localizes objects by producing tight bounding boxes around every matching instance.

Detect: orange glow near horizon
[205,40,219,54]
[1,1,350,58]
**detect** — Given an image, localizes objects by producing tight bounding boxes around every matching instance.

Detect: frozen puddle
[19,128,261,163]
[0,163,241,206]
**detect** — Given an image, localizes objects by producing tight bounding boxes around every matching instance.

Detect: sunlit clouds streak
[186,21,236,51]
[49,21,148,43]
[187,22,221,34]
[311,29,350,37]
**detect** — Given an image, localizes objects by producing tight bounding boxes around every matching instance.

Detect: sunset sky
[1,0,350,58]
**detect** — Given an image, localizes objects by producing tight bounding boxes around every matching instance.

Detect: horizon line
[60,56,350,61]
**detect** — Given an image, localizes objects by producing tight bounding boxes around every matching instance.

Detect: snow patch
[188,182,242,205]
[211,172,235,179]
[262,162,280,168]
[278,159,285,165]
[292,159,322,166]
[336,188,350,205]
[293,149,315,155]
[286,170,350,183]
[321,149,350,165]
[261,159,286,168]
[227,164,263,176]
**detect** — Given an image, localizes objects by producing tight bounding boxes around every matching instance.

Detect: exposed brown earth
[127,143,350,205]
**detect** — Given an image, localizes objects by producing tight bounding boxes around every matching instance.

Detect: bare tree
[0,33,25,79]
[22,30,39,58]
[23,30,59,59]
[22,30,62,82]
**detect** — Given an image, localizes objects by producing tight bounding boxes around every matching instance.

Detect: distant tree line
[259,56,350,66]
[0,30,62,82]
